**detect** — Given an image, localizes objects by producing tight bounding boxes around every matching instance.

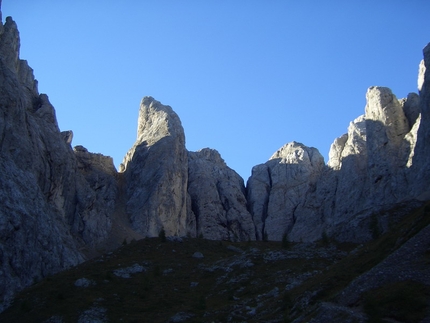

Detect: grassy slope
[1,202,429,323]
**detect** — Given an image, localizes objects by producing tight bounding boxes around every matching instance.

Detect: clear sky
[3,1,430,181]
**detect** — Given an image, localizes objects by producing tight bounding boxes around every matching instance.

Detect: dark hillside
[1,201,429,323]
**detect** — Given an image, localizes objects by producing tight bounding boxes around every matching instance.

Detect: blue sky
[3,1,430,180]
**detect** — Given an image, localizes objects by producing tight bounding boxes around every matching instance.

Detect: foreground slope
[1,201,429,323]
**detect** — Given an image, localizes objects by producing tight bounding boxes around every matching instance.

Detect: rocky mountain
[0,3,429,317]
[0,11,116,311]
[246,84,426,244]
[119,96,191,239]
[188,148,255,241]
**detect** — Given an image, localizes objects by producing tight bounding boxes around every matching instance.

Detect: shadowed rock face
[73,145,118,245]
[411,43,430,199]
[0,14,81,310]
[188,148,256,241]
[0,13,117,310]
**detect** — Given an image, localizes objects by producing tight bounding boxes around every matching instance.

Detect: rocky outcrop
[411,43,430,199]
[73,145,117,245]
[120,97,192,238]
[188,148,255,241]
[0,12,117,310]
[0,14,81,310]
[247,142,325,241]
[119,98,255,241]
[247,62,428,243]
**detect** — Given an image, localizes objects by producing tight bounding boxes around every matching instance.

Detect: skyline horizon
[3,1,429,180]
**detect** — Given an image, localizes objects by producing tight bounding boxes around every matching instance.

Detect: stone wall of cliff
[246,54,430,243]
[0,12,117,310]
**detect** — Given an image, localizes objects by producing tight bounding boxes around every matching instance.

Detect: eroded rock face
[120,99,257,241]
[328,115,367,170]
[411,43,430,199]
[0,15,82,310]
[247,53,430,243]
[188,148,255,241]
[247,142,325,241]
[327,85,426,242]
[120,97,191,238]
[0,13,117,310]
[364,87,411,207]
[73,145,118,245]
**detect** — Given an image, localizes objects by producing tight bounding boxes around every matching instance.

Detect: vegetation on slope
[1,202,429,323]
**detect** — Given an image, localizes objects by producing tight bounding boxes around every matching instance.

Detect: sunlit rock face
[325,85,422,242]
[120,97,256,241]
[247,142,325,241]
[247,47,430,243]
[120,97,191,238]
[188,148,256,241]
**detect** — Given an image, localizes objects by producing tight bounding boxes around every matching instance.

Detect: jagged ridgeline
[1,3,430,316]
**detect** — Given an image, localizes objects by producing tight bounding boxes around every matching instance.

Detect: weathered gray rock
[61,130,73,144]
[73,145,117,245]
[188,148,256,241]
[113,263,146,278]
[120,97,192,238]
[0,12,117,310]
[247,142,325,241]
[324,85,424,242]
[411,42,430,199]
[192,251,204,259]
[0,14,84,310]
[246,163,271,240]
[74,278,96,288]
[328,115,367,170]
[247,46,430,243]
[401,92,421,129]
[400,93,421,167]
[120,103,255,241]
[365,87,409,202]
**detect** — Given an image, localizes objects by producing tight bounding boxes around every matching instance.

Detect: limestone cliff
[188,148,256,241]
[0,12,116,310]
[411,43,430,199]
[246,55,430,243]
[120,97,192,238]
[247,142,325,241]
[119,98,256,241]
